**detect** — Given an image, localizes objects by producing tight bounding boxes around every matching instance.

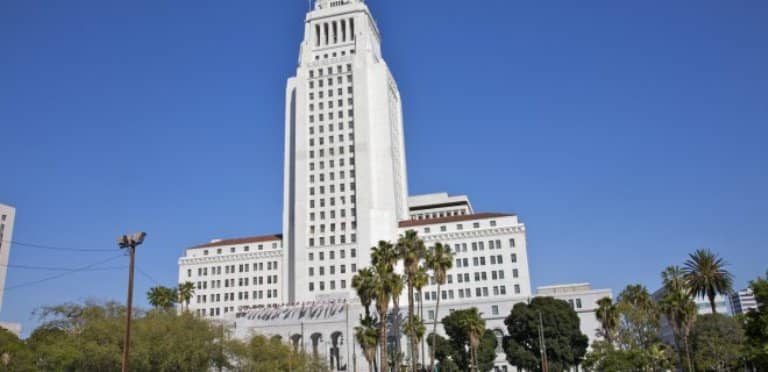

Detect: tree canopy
[503,296,588,372]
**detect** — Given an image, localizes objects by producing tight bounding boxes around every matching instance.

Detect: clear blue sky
[1,0,766,335]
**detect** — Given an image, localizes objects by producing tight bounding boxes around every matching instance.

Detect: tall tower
[282,0,408,303]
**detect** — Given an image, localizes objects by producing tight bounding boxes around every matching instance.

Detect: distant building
[536,283,613,346]
[730,288,758,315]
[0,322,22,337]
[0,203,16,312]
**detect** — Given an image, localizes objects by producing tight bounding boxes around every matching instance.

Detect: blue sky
[1,0,766,335]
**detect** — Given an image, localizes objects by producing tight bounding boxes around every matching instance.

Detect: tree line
[0,302,328,371]
[585,249,768,371]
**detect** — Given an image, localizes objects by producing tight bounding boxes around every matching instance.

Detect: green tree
[396,229,426,372]
[177,281,196,312]
[402,315,426,368]
[503,297,588,372]
[658,266,697,372]
[595,297,619,344]
[427,333,462,372]
[616,284,659,349]
[26,326,78,371]
[228,334,328,372]
[371,240,398,372]
[743,270,768,369]
[683,249,733,314]
[355,316,380,372]
[147,285,178,310]
[584,284,673,372]
[352,267,376,319]
[690,313,745,371]
[425,241,453,372]
[0,328,34,372]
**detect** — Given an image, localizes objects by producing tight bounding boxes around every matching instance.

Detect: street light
[118,232,146,372]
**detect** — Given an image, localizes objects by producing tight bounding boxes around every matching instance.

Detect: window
[428,310,435,320]
[473,222,480,228]
[490,220,497,227]
[492,305,499,315]
[576,298,582,309]
[309,282,315,291]
[509,238,516,248]
[514,284,521,294]
[511,254,517,263]
[512,269,518,278]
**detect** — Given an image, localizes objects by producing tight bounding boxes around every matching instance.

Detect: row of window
[195,274,279,290]
[312,18,355,47]
[309,121,354,136]
[422,284,521,306]
[189,261,279,278]
[308,264,356,276]
[200,242,279,256]
[423,220,505,234]
[454,254,516,268]
[429,269,519,287]
[308,248,356,261]
[451,239,517,254]
[308,155,354,169]
[412,209,468,220]
[308,234,356,247]
[309,65,353,79]
[196,289,279,305]
[308,279,348,291]
[308,209,356,222]
[309,87,353,102]
[309,168,354,183]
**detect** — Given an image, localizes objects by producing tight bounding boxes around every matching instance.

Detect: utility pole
[118,232,146,372]
[538,311,548,372]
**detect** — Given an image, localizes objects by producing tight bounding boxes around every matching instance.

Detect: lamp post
[118,232,146,372]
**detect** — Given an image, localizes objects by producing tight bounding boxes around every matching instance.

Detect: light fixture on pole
[118,232,146,372]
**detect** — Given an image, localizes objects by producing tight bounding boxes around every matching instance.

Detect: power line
[3,240,115,253]
[4,254,125,291]
[1,263,127,272]
[135,265,161,286]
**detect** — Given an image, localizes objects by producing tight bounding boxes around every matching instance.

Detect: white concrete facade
[174,1,602,371]
[0,203,16,312]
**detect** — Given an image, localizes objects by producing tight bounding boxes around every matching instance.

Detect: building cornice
[179,251,283,266]
[419,225,525,242]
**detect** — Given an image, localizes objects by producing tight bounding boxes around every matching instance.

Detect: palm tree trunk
[393,299,401,372]
[429,283,441,372]
[708,293,717,314]
[379,312,388,372]
[408,283,417,372]
[419,288,425,372]
[684,336,693,372]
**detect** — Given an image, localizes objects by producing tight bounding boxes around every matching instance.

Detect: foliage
[177,281,196,312]
[228,334,329,372]
[582,340,674,372]
[0,328,34,372]
[427,333,462,372]
[658,266,697,372]
[503,297,588,372]
[743,270,768,369]
[683,249,733,314]
[595,297,619,345]
[425,241,454,371]
[396,229,427,372]
[439,308,494,371]
[147,285,178,310]
[584,285,673,372]
[690,314,745,371]
[354,316,379,372]
[6,300,323,371]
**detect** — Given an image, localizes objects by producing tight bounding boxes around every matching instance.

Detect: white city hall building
[178,1,603,370]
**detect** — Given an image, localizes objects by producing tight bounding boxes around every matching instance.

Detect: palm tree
[683,249,733,314]
[353,268,376,319]
[660,266,697,372]
[595,297,619,345]
[396,229,426,372]
[402,315,426,368]
[425,242,453,372]
[355,316,380,372]
[371,241,398,372]
[617,284,659,348]
[459,308,485,372]
[412,265,428,370]
[147,285,177,310]
[177,281,195,312]
[390,272,405,371]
